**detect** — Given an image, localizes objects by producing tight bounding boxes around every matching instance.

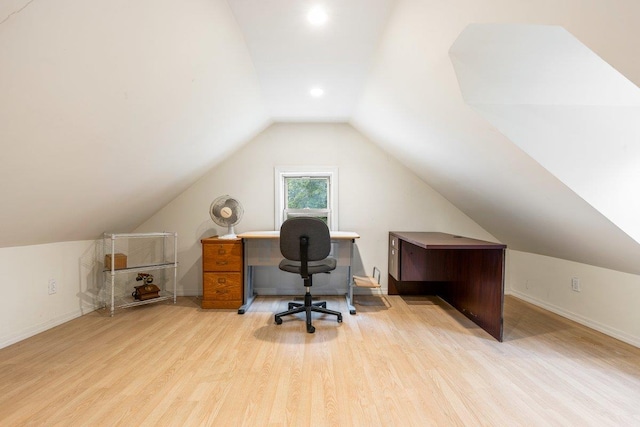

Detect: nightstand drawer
[203,243,242,271]
[203,273,242,300]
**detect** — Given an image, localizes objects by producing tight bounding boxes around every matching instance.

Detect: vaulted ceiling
[1,0,639,274]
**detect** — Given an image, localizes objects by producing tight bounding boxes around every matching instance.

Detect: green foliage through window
[286,178,328,209]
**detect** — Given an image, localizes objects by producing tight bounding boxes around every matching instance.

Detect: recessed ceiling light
[310,87,324,98]
[307,5,328,26]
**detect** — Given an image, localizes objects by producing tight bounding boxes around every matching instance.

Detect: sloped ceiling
[450,23,640,244]
[0,0,270,247]
[1,0,639,275]
[351,0,640,274]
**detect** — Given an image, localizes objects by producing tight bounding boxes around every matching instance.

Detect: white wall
[507,250,640,347]
[0,122,490,349]
[0,240,101,349]
[4,124,639,350]
[136,123,496,296]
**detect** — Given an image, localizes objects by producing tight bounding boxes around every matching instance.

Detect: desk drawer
[389,245,399,280]
[203,243,242,271]
[389,234,399,250]
[203,273,242,300]
[400,241,431,281]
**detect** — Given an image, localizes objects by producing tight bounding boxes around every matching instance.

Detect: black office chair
[274,217,343,333]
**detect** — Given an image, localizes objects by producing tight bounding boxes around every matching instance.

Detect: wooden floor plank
[1,295,639,426]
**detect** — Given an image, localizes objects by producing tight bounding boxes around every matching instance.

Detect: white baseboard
[0,306,96,350]
[507,290,640,349]
[0,291,204,350]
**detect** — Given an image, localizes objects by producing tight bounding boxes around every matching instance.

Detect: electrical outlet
[571,277,581,292]
[48,279,57,295]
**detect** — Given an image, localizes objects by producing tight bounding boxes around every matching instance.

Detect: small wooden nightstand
[201,236,243,309]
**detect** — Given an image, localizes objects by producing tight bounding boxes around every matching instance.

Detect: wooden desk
[389,232,506,341]
[237,231,360,314]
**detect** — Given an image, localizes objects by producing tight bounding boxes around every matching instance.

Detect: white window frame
[274,166,338,231]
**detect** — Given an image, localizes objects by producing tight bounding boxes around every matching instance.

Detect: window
[275,167,338,230]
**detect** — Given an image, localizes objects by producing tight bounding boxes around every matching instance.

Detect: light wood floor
[1,295,639,426]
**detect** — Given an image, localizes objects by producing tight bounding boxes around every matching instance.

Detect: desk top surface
[390,231,506,249]
[238,230,360,240]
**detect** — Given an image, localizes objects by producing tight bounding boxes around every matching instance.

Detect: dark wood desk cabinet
[388,232,506,341]
[201,237,243,309]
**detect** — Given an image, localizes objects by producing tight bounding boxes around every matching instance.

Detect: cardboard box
[105,253,127,270]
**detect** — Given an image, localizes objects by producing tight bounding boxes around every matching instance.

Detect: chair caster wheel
[337,315,343,323]
[288,303,295,309]
[275,317,282,325]
[307,325,315,333]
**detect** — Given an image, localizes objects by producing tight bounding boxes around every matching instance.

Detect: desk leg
[345,290,356,315]
[238,254,256,314]
[345,238,356,315]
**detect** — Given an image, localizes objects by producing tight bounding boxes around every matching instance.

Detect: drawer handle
[216,261,228,265]
[218,278,226,284]
[216,289,228,294]
[218,249,227,255]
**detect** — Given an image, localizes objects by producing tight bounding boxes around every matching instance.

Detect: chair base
[274,289,342,333]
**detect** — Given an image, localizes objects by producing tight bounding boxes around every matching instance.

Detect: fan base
[218,234,238,239]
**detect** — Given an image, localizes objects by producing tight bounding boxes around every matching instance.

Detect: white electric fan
[209,195,244,239]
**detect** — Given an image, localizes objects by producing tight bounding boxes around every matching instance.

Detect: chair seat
[275,217,341,333]
[279,258,337,275]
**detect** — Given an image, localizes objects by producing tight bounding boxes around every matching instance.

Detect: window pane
[286,177,328,209]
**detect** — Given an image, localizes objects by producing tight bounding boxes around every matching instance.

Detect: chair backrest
[280,217,331,261]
